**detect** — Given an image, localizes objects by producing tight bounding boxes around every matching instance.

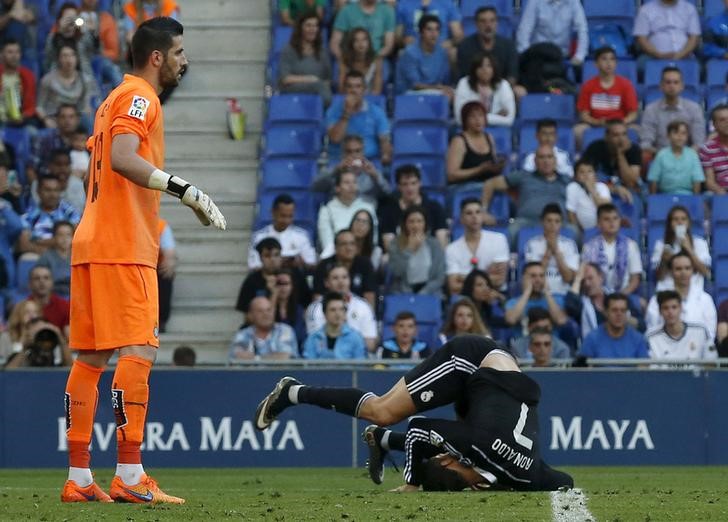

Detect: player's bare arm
[111,133,227,230]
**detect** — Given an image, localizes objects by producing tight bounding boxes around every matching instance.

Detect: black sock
[387,431,406,452]
[297,386,370,417]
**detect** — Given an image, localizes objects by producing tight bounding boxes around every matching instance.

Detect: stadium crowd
[239,0,728,366]
[0,0,180,367]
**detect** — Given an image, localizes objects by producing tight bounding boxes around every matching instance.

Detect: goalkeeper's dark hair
[131,16,183,69]
[322,291,345,313]
[255,236,282,255]
[420,458,472,491]
[272,193,295,209]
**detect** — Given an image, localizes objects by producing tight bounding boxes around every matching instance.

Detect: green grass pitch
[2,467,727,521]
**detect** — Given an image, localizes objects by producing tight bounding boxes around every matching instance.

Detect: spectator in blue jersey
[325,70,391,163]
[303,291,367,359]
[0,192,24,292]
[579,293,649,360]
[395,0,462,53]
[395,14,452,98]
[380,311,432,360]
[28,104,80,182]
[18,175,80,256]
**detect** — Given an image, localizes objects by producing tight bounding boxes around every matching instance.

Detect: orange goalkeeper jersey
[72,74,164,268]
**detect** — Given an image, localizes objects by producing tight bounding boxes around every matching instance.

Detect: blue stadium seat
[488,126,512,157]
[706,60,728,108]
[646,194,704,233]
[711,195,728,233]
[423,188,446,208]
[256,188,318,226]
[266,94,324,127]
[704,0,725,19]
[382,294,443,347]
[613,194,642,240]
[518,94,575,125]
[272,26,292,56]
[259,159,317,190]
[583,0,635,30]
[390,157,446,190]
[518,125,574,159]
[263,126,321,158]
[712,260,728,306]
[582,59,638,87]
[644,60,701,103]
[393,126,448,156]
[393,94,449,125]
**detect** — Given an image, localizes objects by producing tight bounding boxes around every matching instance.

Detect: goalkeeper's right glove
[148,169,227,230]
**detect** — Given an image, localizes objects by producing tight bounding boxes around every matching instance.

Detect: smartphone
[7,170,17,186]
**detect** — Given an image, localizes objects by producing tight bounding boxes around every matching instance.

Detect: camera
[25,325,61,367]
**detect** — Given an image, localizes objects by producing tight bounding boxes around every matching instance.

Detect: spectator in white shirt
[521,119,573,177]
[646,290,716,363]
[565,159,612,233]
[305,263,378,352]
[248,193,317,270]
[523,203,579,295]
[317,168,377,258]
[646,252,717,340]
[453,51,515,127]
[445,197,509,296]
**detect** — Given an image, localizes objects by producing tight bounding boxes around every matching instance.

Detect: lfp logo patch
[128,95,150,120]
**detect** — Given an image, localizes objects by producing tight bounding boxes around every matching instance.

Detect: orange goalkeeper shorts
[70,263,160,351]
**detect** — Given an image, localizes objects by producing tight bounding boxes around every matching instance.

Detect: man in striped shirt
[700,103,728,194]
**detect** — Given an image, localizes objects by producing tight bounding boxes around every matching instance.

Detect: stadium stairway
[156,0,268,364]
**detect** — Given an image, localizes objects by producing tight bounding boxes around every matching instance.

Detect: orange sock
[65,360,104,468]
[112,355,152,464]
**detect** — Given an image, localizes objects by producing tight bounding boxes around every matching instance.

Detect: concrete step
[175,229,249,265]
[173,263,245,301]
[166,306,241,334]
[157,332,231,365]
[164,130,260,161]
[183,0,269,23]
[182,60,266,93]
[162,161,258,196]
[183,23,270,61]
[161,197,255,231]
[164,94,265,133]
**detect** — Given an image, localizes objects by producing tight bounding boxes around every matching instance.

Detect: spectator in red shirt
[700,103,728,194]
[574,47,638,151]
[0,38,37,127]
[27,264,70,339]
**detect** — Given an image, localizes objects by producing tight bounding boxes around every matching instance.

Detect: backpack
[519,42,575,94]
[590,23,632,58]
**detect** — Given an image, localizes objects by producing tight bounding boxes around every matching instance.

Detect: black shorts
[403,335,509,412]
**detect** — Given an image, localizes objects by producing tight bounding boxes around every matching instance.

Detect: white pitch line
[551,488,596,522]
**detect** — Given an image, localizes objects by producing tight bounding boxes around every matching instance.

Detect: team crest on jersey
[420,390,434,403]
[128,95,150,120]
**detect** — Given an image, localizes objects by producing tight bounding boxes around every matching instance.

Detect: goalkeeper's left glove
[148,169,227,230]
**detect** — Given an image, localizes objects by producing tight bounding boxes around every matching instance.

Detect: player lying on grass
[362,351,573,492]
[255,335,509,430]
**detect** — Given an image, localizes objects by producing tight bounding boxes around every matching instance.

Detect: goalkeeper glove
[148,169,227,230]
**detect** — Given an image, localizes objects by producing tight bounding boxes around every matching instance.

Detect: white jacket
[454,77,516,127]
